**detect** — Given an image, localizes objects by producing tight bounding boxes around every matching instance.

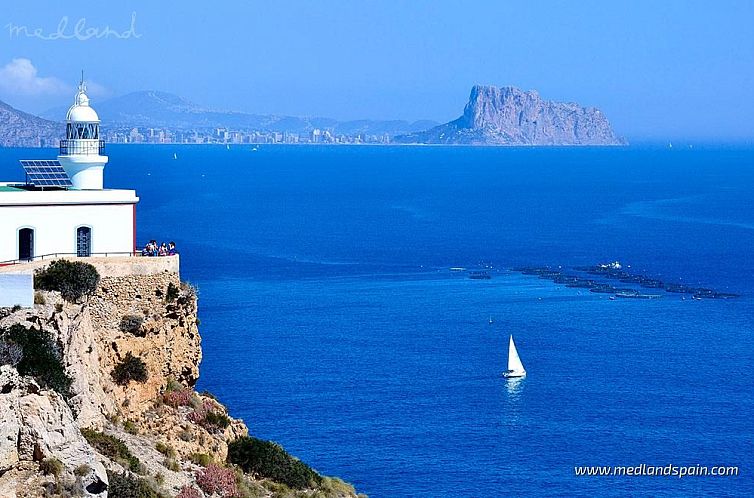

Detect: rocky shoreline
[0,258,363,497]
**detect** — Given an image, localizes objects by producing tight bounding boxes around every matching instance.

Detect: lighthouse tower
[0,75,139,264]
[57,77,108,190]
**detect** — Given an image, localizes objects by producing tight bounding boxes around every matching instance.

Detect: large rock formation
[396,85,625,145]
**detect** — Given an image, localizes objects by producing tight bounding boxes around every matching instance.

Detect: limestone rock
[396,84,625,145]
[87,272,202,419]
[0,366,107,497]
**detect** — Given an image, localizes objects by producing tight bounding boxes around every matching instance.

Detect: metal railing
[59,140,106,156]
[0,251,141,266]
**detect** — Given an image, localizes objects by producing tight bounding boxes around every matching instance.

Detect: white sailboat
[503,335,526,378]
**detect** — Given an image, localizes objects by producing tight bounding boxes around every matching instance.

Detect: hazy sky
[1,1,752,141]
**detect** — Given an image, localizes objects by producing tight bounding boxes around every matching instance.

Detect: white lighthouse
[57,78,108,190]
[0,77,139,263]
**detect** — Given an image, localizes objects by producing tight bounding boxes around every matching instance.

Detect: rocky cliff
[0,100,61,148]
[0,258,361,498]
[395,85,625,145]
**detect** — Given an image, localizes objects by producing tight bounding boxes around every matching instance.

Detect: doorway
[18,228,34,261]
[76,226,92,257]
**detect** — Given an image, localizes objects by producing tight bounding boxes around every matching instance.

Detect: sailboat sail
[507,335,525,374]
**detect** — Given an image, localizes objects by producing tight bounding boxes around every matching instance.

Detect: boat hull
[502,370,526,378]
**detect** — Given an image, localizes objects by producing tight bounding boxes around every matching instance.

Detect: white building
[0,79,139,263]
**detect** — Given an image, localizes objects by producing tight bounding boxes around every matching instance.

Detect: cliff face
[0,261,240,496]
[0,100,61,148]
[0,366,108,498]
[396,85,625,145]
[87,271,202,421]
[0,259,359,497]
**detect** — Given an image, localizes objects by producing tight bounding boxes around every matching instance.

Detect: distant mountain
[42,91,438,137]
[395,85,625,145]
[0,100,61,147]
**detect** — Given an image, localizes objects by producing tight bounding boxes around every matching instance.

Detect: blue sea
[3,145,753,497]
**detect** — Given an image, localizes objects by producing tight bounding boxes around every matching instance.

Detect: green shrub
[227,436,322,489]
[155,442,175,459]
[189,453,212,467]
[34,292,46,305]
[0,339,23,367]
[320,476,358,495]
[166,282,179,302]
[34,259,100,302]
[123,420,138,434]
[2,324,72,396]
[55,303,64,313]
[164,458,181,472]
[204,410,231,429]
[106,470,163,498]
[74,464,91,477]
[119,315,145,336]
[165,377,182,393]
[111,353,149,385]
[81,429,142,474]
[188,407,230,431]
[40,457,63,476]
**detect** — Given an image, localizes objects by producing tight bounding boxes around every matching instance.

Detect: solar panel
[20,159,73,188]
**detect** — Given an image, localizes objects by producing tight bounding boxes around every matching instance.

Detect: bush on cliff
[1,324,72,397]
[195,464,239,497]
[227,436,322,489]
[81,429,143,474]
[187,399,231,432]
[111,352,149,385]
[166,282,180,302]
[106,470,163,498]
[119,314,145,336]
[163,387,194,407]
[176,487,202,498]
[34,259,100,302]
[0,338,23,367]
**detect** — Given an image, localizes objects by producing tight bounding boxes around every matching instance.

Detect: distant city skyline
[1,1,753,141]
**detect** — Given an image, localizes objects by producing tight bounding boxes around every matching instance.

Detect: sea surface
[2,144,754,497]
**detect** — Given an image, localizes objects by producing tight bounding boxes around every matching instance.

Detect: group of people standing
[142,240,177,257]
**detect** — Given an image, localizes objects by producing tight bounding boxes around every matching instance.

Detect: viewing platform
[0,254,179,278]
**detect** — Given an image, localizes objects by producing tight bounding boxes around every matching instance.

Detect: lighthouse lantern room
[57,77,109,190]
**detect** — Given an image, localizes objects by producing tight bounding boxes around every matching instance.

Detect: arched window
[76,226,92,257]
[18,228,34,261]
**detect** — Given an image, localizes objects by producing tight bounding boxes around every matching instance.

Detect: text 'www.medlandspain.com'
[574,464,739,478]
